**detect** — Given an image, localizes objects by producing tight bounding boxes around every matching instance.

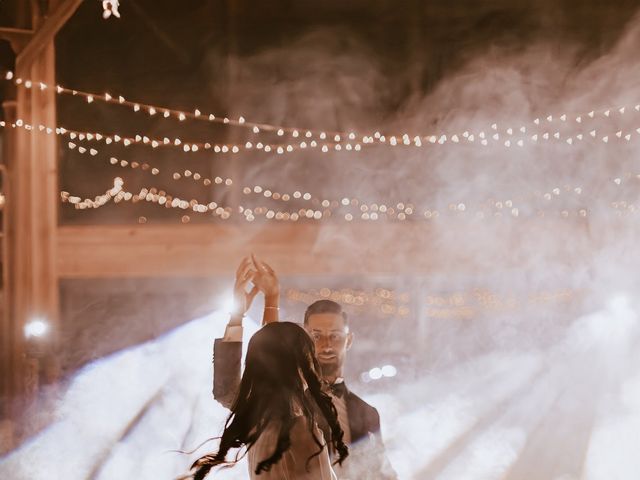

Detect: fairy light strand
[6,70,640,147]
[63,141,431,221]
[2,117,354,157]
[61,136,640,222]
[7,112,640,178]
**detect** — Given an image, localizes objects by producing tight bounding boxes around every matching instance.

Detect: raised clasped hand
[250,254,280,299]
[232,256,259,317]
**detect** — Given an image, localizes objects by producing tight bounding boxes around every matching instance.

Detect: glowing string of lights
[63,137,640,221]
[5,70,640,148]
[63,139,421,221]
[63,140,443,221]
[3,117,353,157]
[3,71,365,140]
[61,138,415,218]
[7,111,640,192]
[285,286,575,318]
[62,143,319,222]
[61,178,640,221]
[61,178,234,219]
[286,288,411,317]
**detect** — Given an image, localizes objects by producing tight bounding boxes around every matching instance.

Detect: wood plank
[2,44,59,412]
[56,219,593,278]
[56,223,431,277]
[0,27,34,53]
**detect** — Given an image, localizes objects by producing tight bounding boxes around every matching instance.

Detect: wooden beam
[0,27,34,53]
[3,41,59,417]
[16,0,83,71]
[57,223,437,277]
[57,220,593,278]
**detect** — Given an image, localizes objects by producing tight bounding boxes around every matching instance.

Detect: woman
[184,256,348,479]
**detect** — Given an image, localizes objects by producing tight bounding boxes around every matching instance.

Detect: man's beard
[319,359,340,379]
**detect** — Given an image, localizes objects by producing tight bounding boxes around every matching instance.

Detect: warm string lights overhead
[63,147,303,222]
[61,142,464,222]
[424,288,575,319]
[285,287,412,317]
[61,177,124,209]
[66,141,234,187]
[65,141,640,222]
[64,141,333,219]
[1,115,354,157]
[4,71,356,141]
[5,87,633,222]
[285,286,575,319]
[60,178,640,222]
[60,154,318,223]
[63,140,406,220]
[60,181,317,224]
[6,70,640,149]
[61,177,235,220]
[4,94,640,161]
[8,111,640,161]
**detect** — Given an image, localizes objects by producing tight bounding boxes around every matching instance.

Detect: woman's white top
[247,416,336,480]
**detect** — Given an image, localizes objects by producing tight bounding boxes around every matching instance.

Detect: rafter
[16,0,83,71]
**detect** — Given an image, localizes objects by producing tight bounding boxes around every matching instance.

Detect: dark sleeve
[368,406,382,434]
[212,338,242,409]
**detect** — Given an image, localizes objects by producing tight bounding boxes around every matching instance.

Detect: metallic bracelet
[264,306,280,310]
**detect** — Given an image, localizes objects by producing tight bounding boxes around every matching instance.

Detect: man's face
[305,312,353,379]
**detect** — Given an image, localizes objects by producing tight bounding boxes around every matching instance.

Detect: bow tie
[330,381,347,398]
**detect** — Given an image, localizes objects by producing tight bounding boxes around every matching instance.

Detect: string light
[61,143,331,223]
[287,285,574,322]
[63,140,413,218]
[61,178,235,218]
[45,115,640,223]
[424,287,575,318]
[6,70,640,148]
[4,89,640,157]
[5,72,350,140]
[59,174,635,222]
[67,141,235,187]
[1,115,357,157]
[65,143,350,217]
[285,287,411,317]
[68,145,637,223]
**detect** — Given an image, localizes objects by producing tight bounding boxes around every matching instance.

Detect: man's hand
[231,256,259,322]
[251,254,279,302]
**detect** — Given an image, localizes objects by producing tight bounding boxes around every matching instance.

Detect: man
[213,256,397,479]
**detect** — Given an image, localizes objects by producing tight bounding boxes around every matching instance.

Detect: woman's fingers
[252,254,275,279]
[235,261,252,291]
[251,253,264,272]
[247,285,259,305]
[235,258,254,286]
[261,260,276,275]
[235,256,250,278]
[236,270,255,292]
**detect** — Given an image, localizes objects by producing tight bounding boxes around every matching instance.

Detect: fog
[4,5,640,480]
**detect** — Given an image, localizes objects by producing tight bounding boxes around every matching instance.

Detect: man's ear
[345,331,354,351]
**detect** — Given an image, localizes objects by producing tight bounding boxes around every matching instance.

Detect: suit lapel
[313,383,370,446]
[345,388,368,443]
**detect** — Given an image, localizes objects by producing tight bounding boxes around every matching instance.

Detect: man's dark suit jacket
[213,337,397,480]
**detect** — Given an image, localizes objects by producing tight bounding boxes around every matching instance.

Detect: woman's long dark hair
[187,322,348,479]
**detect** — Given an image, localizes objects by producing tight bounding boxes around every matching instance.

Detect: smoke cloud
[7,7,640,479]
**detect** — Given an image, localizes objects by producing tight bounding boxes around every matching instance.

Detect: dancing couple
[184,255,397,479]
